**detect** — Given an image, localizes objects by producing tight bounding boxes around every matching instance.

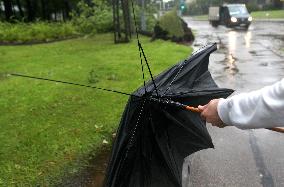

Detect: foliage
[186,0,221,15]
[0,0,80,22]
[0,0,114,43]
[0,21,78,43]
[0,33,192,186]
[135,3,157,32]
[246,2,260,12]
[71,0,113,34]
[159,9,184,38]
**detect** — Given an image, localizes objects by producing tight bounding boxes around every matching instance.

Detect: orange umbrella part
[182,104,284,133]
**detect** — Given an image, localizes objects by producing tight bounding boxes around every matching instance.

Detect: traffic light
[180,1,186,13]
[180,4,185,11]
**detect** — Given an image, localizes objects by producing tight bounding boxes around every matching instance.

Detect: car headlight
[248,16,253,22]
[231,17,237,23]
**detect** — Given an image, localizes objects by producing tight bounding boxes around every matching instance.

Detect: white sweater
[217,79,284,129]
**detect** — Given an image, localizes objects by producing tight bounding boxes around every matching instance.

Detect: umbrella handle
[185,106,201,113]
[184,105,284,134]
[266,127,284,133]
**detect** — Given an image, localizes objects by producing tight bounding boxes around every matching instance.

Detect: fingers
[211,123,226,128]
[218,123,226,128]
[199,104,210,121]
[198,99,226,128]
[198,105,205,111]
[198,104,208,112]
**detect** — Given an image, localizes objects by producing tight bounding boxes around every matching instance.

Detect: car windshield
[228,5,248,16]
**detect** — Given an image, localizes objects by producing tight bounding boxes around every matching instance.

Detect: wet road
[182,19,284,187]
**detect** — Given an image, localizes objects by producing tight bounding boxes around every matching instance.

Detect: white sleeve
[217,79,284,129]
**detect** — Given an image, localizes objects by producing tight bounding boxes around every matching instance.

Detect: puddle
[85,148,110,187]
[259,62,268,67]
[60,148,111,187]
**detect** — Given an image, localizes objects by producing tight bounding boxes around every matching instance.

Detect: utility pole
[140,0,146,31]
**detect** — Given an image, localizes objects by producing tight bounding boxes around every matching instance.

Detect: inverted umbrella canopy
[104,43,234,187]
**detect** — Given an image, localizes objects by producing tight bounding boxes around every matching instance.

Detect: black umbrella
[104,43,234,187]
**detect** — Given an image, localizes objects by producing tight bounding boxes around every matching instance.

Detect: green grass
[0,34,192,185]
[251,10,284,19]
[191,15,208,21]
[191,10,284,20]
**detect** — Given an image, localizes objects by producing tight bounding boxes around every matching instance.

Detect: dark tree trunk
[113,0,122,42]
[16,0,24,18]
[32,0,38,18]
[40,0,47,20]
[63,0,71,20]
[121,0,131,40]
[26,0,35,21]
[3,0,13,21]
[113,0,131,43]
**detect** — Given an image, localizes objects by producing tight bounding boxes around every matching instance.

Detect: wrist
[217,98,230,126]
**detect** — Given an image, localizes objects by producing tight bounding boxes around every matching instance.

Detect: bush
[246,3,260,12]
[151,9,194,43]
[71,0,113,34]
[0,22,78,43]
[159,10,184,38]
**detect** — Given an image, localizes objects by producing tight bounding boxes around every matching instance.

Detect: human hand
[198,99,226,128]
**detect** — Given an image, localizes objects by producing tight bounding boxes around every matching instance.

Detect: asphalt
[182,18,284,187]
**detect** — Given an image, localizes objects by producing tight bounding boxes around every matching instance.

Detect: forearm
[217,79,284,129]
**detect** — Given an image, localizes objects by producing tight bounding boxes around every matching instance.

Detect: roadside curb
[254,19,284,23]
[183,16,284,23]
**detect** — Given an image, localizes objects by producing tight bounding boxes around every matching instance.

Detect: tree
[25,0,35,21]
[113,0,131,43]
[63,0,71,20]
[16,0,24,18]
[3,0,13,21]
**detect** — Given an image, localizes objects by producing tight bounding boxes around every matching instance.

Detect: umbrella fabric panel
[135,44,218,96]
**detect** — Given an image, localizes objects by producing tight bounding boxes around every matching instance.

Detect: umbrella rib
[162,60,187,97]
[139,48,147,92]
[138,42,160,96]
[162,44,217,97]
[119,98,147,173]
[129,0,159,97]
[10,73,137,97]
[128,0,147,93]
[10,73,201,113]
[165,129,182,182]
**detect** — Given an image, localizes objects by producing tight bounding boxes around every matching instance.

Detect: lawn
[191,15,208,21]
[0,34,192,185]
[190,10,284,21]
[251,10,284,19]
